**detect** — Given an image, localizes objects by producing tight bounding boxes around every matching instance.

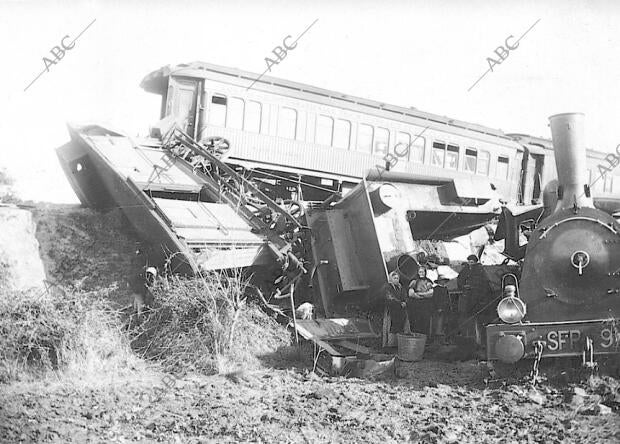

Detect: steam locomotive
[486,113,620,365]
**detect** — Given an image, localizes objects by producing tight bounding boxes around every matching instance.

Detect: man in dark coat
[384,271,407,333]
[431,274,451,342]
[457,254,492,343]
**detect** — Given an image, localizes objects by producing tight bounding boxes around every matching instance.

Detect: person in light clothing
[407,266,434,335]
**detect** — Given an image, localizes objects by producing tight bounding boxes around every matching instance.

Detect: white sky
[1,0,619,203]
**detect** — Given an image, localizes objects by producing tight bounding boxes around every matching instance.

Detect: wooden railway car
[140,62,620,213]
[140,62,524,202]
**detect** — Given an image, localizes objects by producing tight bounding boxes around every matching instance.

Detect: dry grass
[130,272,292,374]
[0,285,137,383]
[32,206,140,308]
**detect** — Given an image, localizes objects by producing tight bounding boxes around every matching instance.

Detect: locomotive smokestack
[548,113,594,210]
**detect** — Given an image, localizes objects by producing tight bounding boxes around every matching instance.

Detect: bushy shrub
[0,286,134,383]
[131,273,291,374]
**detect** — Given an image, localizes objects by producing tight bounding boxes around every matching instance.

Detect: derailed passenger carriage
[139,62,620,214]
[140,62,524,202]
[487,113,620,366]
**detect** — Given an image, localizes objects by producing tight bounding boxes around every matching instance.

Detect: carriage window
[590,171,603,191]
[604,174,613,192]
[497,156,510,179]
[395,132,411,159]
[315,115,334,146]
[357,123,374,152]
[394,132,425,163]
[227,98,244,130]
[464,148,477,173]
[277,107,297,139]
[431,141,446,167]
[411,135,425,164]
[477,150,490,175]
[245,101,262,133]
[209,94,227,127]
[374,127,390,156]
[446,144,460,170]
[333,119,351,149]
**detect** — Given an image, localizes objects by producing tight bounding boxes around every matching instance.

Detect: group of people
[384,265,451,339]
[384,253,493,345]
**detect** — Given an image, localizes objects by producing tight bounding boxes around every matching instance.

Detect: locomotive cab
[487,113,620,364]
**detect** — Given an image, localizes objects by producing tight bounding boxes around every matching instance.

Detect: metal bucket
[397,333,427,361]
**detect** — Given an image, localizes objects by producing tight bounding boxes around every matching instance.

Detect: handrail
[161,125,307,275]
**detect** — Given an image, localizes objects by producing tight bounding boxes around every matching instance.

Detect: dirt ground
[0,204,618,443]
[1,359,618,443]
[31,203,142,307]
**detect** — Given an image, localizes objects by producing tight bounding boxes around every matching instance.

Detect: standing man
[384,271,407,333]
[457,254,491,344]
[408,266,434,335]
[431,274,451,343]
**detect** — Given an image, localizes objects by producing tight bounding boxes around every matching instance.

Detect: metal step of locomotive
[160,125,307,279]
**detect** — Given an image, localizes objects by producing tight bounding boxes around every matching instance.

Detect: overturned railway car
[57,122,308,301]
[307,170,501,316]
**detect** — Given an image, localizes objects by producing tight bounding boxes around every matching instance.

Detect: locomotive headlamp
[570,250,590,275]
[497,296,527,324]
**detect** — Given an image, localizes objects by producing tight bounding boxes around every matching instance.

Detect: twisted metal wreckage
[57,117,511,374]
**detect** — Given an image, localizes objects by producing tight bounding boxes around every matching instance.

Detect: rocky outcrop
[0,205,46,291]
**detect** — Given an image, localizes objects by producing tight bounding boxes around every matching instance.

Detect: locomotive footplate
[486,319,620,363]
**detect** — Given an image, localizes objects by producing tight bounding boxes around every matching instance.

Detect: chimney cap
[549,112,584,120]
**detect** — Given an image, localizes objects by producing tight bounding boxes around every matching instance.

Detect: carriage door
[522,153,537,204]
[522,150,545,204]
[166,77,201,139]
[531,154,544,203]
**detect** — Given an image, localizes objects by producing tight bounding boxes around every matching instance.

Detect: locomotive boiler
[487,113,620,364]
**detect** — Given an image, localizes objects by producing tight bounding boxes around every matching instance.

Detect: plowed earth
[0,205,618,443]
[1,360,619,443]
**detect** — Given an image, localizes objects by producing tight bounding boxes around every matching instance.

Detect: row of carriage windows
[207,94,510,179]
